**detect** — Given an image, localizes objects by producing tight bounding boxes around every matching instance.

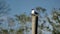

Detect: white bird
[31,9,38,15]
[31,9,35,14]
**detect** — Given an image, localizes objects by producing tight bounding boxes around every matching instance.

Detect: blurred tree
[0,0,11,16]
[17,29,24,34]
[36,6,46,13]
[15,13,31,24]
[0,31,2,34]
[0,0,11,29]
[7,17,15,27]
[36,8,60,34]
[0,0,11,34]
[9,29,14,34]
[2,29,8,34]
[6,17,15,34]
[15,13,31,34]
[46,8,60,34]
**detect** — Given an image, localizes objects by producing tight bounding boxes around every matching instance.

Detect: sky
[5,0,60,16]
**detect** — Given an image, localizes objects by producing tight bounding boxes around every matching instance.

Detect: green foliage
[10,29,14,32]
[2,29,8,34]
[2,29,8,32]
[17,29,24,34]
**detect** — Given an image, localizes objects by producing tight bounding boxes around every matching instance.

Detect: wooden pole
[32,15,38,34]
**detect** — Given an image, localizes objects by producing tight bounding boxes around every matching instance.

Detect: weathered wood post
[31,9,38,34]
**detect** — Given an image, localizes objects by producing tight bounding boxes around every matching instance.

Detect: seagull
[31,9,38,15]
